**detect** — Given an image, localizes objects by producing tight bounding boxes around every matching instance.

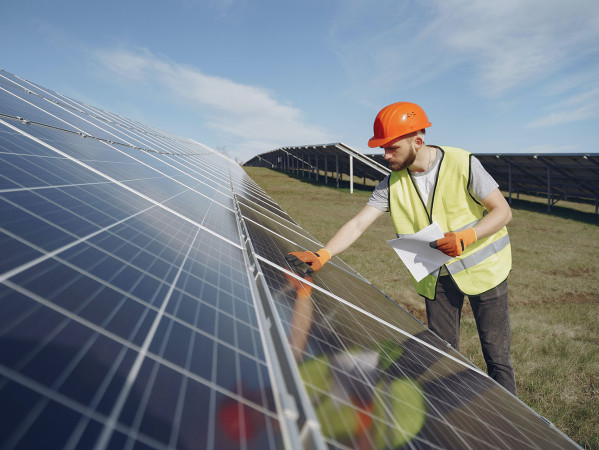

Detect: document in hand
[387,222,452,282]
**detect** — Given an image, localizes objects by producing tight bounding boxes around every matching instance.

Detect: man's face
[382,136,417,172]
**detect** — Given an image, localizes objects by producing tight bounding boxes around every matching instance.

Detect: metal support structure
[335,155,339,188]
[349,155,354,194]
[508,163,512,205]
[547,166,551,213]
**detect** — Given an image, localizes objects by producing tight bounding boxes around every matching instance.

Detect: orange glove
[285,249,331,273]
[432,228,477,257]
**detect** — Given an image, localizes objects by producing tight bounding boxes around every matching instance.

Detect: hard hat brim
[368,135,401,148]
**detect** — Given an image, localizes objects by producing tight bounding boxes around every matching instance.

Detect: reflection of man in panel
[287,102,516,395]
[283,271,428,448]
[219,266,507,448]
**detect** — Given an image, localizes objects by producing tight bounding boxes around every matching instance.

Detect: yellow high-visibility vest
[389,146,511,299]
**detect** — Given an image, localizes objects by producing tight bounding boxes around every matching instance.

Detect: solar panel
[244,143,390,193]
[476,153,599,212]
[361,151,599,213]
[248,144,598,214]
[0,68,581,449]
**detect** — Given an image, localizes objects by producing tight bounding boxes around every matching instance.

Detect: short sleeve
[470,156,499,201]
[367,175,390,212]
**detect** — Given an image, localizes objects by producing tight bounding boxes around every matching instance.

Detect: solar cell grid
[239,199,359,278]
[235,186,293,220]
[0,86,129,146]
[236,194,298,228]
[1,149,279,450]
[240,203,320,251]
[0,74,157,153]
[1,153,109,192]
[0,68,582,449]
[1,77,203,162]
[161,155,234,197]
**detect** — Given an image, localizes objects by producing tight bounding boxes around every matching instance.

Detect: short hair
[404,129,426,141]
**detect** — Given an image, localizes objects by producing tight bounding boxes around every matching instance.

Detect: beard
[387,150,416,172]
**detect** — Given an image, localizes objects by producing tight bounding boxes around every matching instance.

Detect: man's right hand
[285,249,331,273]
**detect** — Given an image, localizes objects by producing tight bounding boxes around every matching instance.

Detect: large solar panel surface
[0,69,581,449]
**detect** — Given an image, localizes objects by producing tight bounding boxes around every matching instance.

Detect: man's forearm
[324,221,365,257]
[323,205,384,257]
[473,190,512,240]
[473,210,510,239]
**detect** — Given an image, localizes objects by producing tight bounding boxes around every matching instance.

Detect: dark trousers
[425,276,517,395]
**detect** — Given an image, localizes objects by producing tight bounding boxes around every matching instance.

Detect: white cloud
[427,0,599,95]
[527,103,599,128]
[527,81,599,127]
[330,0,599,97]
[93,47,330,161]
[328,2,442,99]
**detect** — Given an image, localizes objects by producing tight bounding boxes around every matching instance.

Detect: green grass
[245,167,599,449]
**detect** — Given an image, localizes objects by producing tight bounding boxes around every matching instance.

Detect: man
[286,102,517,395]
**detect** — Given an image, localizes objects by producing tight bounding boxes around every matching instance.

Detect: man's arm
[473,188,512,240]
[323,205,385,257]
[433,188,511,257]
[286,205,384,272]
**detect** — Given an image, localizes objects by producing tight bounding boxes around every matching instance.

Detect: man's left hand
[431,228,477,257]
[285,249,331,273]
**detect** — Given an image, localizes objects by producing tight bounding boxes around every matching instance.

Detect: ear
[413,135,424,148]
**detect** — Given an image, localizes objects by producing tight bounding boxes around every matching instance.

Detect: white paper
[387,222,452,282]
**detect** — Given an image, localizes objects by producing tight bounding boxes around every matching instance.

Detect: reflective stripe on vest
[447,233,510,275]
[389,146,512,298]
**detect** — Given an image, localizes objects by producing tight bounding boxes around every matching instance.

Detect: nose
[384,149,392,160]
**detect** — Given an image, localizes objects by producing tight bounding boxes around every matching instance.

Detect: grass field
[244,166,599,449]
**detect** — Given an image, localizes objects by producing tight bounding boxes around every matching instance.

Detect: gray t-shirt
[367,147,498,212]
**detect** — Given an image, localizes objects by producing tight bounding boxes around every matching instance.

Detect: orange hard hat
[368,102,431,148]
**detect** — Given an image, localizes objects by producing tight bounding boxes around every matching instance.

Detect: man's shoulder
[436,145,470,155]
[367,175,390,212]
[373,174,390,192]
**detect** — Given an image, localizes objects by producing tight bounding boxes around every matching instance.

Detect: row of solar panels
[244,144,391,188]
[0,68,581,449]
[371,152,599,211]
[249,144,599,214]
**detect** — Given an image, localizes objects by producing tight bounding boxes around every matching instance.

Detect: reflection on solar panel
[0,68,581,449]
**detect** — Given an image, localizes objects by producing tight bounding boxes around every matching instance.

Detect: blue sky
[2,0,599,163]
